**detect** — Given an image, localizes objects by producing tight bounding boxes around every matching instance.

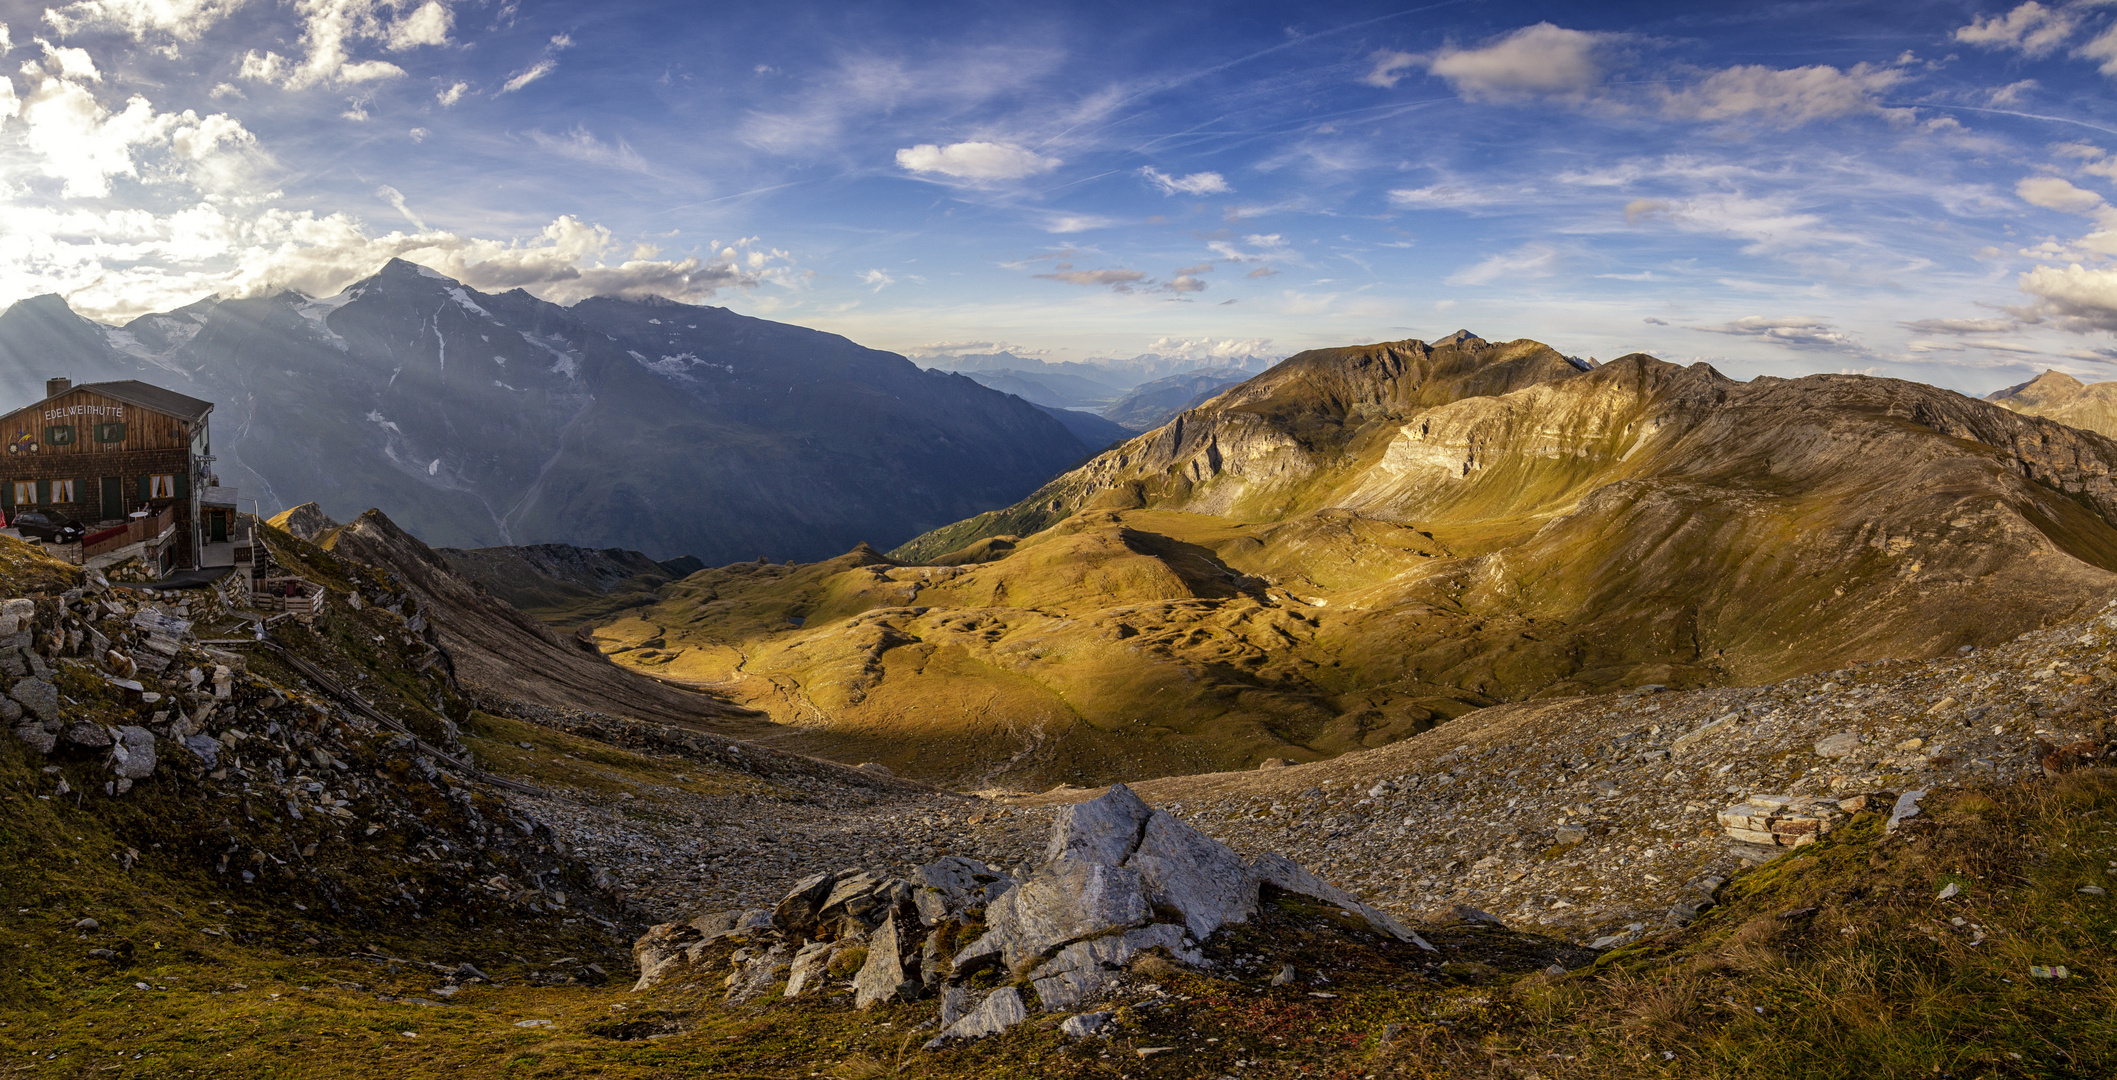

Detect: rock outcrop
[267,502,339,542]
[629,783,1425,1049]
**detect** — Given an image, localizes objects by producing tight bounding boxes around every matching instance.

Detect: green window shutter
[1,484,11,510]
[36,480,48,504]
[138,475,150,503]
[174,472,188,499]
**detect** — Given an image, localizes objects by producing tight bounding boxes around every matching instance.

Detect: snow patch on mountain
[521,331,579,378]
[296,292,355,349]
[103,328,190,373]
[446,287,490,318]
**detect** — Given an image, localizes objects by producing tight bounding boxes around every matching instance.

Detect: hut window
[150,474,177,499]
[9,481,30,506]
[50,479,74,503]
[45,425,75,446]
[94,423,126,443]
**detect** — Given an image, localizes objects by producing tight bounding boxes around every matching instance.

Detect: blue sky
[4,1,2117,389]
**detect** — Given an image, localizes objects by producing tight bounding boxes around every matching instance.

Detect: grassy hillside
[579,336,2117,789]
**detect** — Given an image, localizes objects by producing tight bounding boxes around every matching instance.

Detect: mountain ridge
[560,331,2117,788]
[0,260,1099,562]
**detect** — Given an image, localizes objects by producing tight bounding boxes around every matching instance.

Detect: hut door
[100,477,123,521]
[210,511,228,542]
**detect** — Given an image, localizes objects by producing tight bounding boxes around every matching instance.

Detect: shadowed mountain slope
[438,543,705,627]
[577,333,2117,788]
[310,509,768,735]
[0,261,1097,562]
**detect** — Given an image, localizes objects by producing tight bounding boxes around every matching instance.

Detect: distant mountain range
[925,351,1271,438]
[928,350,1274,387]
[1098,369,1251,431]
[0,260,1099,561]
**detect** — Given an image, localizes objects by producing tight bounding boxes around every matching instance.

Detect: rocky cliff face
[580,333,2117,788]
[0,262,1097,563]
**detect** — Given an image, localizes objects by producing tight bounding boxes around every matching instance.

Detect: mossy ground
[7,764,2109,1077]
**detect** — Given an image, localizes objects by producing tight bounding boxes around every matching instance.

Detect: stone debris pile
[629,783,1429,1050]
[1714,792,1888,862]
[1,549,620,938]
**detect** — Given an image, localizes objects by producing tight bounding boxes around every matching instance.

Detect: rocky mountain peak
[1988,368,2087,407]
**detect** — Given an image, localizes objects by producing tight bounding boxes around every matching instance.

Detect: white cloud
[1696,315,1864,352]
[376,183,423,228]
[1417,22,1911,129]
[216,216,792,310]
[2081,24,2117,77]
[524,126,651,173]
[0,23,12,55]
[1205,232,1297,266]
[1444,243,1557,286]
[1656,63,1911,126]
[406,125,426,141]
[40,42,103,82]
[436,80,466,106]
[903,339,1050,357]
[1990,78,2039,105]
[1954,2,2079,57]
[0,51,775,322]
[384,1,451,51]
[2020,263,2117,332]
[1360,49,1417,89]
[740,48,1059,155]
[43,0,247,41]
[1141,166,1230,196]
[858,268,893,292]
[15,66,260,197]
[1387,184,1498,210]
[1901,317,2020,335]
[1425,23,1615,103]
[1042,213,1114,233]
[239,0,465,90]
[896,141,1060,181]
[1143,336,1274,360]
[2018,175,2110,215]
[500,59,554,93]
[1962,337,2045,355]
[1034,267,1145,291]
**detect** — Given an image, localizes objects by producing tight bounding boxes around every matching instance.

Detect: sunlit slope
[587,334,2117,788]
[1986,369,2117,439]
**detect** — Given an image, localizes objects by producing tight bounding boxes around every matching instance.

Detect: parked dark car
[10,511,85,544]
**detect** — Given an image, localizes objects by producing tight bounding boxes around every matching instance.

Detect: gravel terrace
[510,601,2117,946]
